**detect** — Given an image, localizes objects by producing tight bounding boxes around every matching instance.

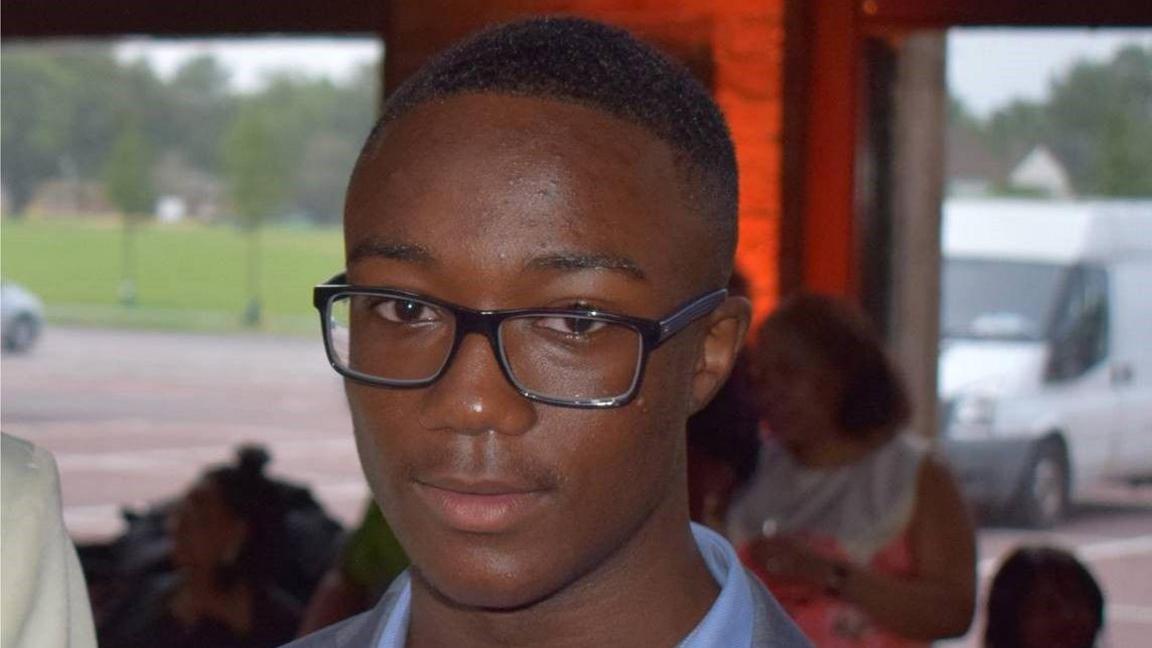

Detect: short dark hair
[359,16,739,280]
[985,546,1104,648]
[751,294,911,438]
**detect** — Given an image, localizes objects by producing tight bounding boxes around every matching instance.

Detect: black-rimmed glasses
[313,273,726,408]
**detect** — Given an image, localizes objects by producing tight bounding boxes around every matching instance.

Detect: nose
[417,332,538,436]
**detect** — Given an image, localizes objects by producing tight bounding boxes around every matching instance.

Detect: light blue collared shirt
[374,522,788,648]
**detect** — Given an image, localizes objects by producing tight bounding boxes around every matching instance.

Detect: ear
[689,296,751,414]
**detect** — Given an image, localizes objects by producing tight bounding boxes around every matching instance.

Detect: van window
[942,259,1067,341]
[1046,266,1110,382]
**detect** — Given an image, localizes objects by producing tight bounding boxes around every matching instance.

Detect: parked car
[939,199,1152,527]
[1,281,44,352]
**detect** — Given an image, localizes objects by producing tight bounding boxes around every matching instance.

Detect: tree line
[4,41,1147,225]
[2,42,378,224]
[950,43,1152,198]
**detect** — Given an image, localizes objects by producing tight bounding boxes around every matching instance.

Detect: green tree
[102,120,154,306]
[981,99,1049,164]
[2,53,56,214]
[1,44,162,216]
[103,122,154,215]
[948,95,982,134]
[242,68,376,223]
[1,47,84,215]
[224,104,287,325]
[972,43,1152,197]
[1,44,377,223]
[165,55,236,172]
[296,134,359,224]
[1094,108,1152,196]
[1046,45,1152,196]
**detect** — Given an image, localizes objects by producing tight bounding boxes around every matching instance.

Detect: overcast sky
[116,37,382,90]
[117,27,1151,118]
[947,28,1152,117]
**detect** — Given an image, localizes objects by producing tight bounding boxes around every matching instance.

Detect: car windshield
[942,259,1068,341]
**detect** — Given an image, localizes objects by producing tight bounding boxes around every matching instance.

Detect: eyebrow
[347,239,646,280]
[527,253,647,281]
[347,238,435,265]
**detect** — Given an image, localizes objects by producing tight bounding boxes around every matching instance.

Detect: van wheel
[1011,442,1069,528]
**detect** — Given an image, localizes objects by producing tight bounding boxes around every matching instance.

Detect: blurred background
[1,2,1149,646]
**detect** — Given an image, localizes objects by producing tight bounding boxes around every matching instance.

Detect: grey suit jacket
[282,571,811,648]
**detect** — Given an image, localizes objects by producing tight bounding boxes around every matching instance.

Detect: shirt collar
[375,522,754,648]
[677,522,756,648]
[375,571,411,648]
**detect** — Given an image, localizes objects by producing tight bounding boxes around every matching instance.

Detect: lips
[413,476,549,534]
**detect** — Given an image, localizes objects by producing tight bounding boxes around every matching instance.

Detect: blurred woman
[729,294,975,647]
[98,446,300,648]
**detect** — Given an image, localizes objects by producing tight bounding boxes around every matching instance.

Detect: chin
[415,548,565,611]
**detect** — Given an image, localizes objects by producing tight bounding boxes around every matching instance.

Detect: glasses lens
[499,314,643,403]
[327,293,455,383]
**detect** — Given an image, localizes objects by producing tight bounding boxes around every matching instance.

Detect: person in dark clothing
[98,446,301,648]
[686,271,760,531]
[686,355,760,531]
[985,546,1105,648]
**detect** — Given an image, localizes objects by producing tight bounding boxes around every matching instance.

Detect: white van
[938,198,1152,527]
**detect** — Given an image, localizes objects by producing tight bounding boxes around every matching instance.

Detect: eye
[373,298,440,324]
[534,315,607,337]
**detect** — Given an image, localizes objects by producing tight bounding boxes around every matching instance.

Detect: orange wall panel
[712,0,786,322]
[801,0,859,298]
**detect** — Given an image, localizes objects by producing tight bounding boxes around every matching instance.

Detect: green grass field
[1,218,344,335]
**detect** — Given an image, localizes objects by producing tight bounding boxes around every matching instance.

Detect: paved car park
[1,325,368,537]
[3,326,1149,645]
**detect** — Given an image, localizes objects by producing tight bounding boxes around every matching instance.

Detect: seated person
[97,447,302,648]
[729,294,975,646]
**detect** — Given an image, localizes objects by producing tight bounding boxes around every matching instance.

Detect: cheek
[575,348,696,508]
[346,385,414,500]
[561,404,677,508]
[516,402,684,593]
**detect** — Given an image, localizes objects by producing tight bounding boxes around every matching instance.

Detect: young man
[290,17,810,648]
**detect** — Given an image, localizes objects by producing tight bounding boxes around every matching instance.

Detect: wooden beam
[860,0,1151,31]
[799,0,860,297]
[0,0,387,38]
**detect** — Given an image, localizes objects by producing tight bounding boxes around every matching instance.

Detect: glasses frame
[313,273,727,408]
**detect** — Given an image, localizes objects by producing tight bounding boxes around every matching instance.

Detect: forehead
[344,94,712,307]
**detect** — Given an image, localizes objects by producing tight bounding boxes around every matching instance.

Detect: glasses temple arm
[656,289,728,344]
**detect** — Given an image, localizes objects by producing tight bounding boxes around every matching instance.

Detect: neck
[171,573,252,632]
[406,509,718,648]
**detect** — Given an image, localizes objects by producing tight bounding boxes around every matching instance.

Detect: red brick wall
[711,0,786,322]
